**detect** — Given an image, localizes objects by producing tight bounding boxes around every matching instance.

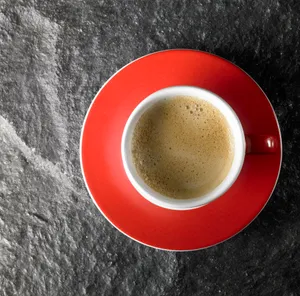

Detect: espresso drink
[131,96,234,199]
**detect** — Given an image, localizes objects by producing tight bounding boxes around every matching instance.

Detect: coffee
[131,96,234,199]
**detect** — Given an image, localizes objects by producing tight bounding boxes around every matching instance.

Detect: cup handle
[246,135,279,154]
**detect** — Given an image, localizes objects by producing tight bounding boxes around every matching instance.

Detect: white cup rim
[121,86,245,210]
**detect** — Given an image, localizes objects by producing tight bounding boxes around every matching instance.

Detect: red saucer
[80,50,282,251]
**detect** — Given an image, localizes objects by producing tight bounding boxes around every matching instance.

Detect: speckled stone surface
[0,1,300,295]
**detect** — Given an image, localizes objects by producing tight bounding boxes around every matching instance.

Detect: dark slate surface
[0,0,299,295]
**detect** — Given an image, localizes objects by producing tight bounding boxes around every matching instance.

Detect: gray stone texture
[0,0,300,295]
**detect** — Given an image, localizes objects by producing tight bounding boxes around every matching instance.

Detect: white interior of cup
[121,86,245,210]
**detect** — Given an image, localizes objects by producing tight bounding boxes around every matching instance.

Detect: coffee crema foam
[131,96,234,199]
